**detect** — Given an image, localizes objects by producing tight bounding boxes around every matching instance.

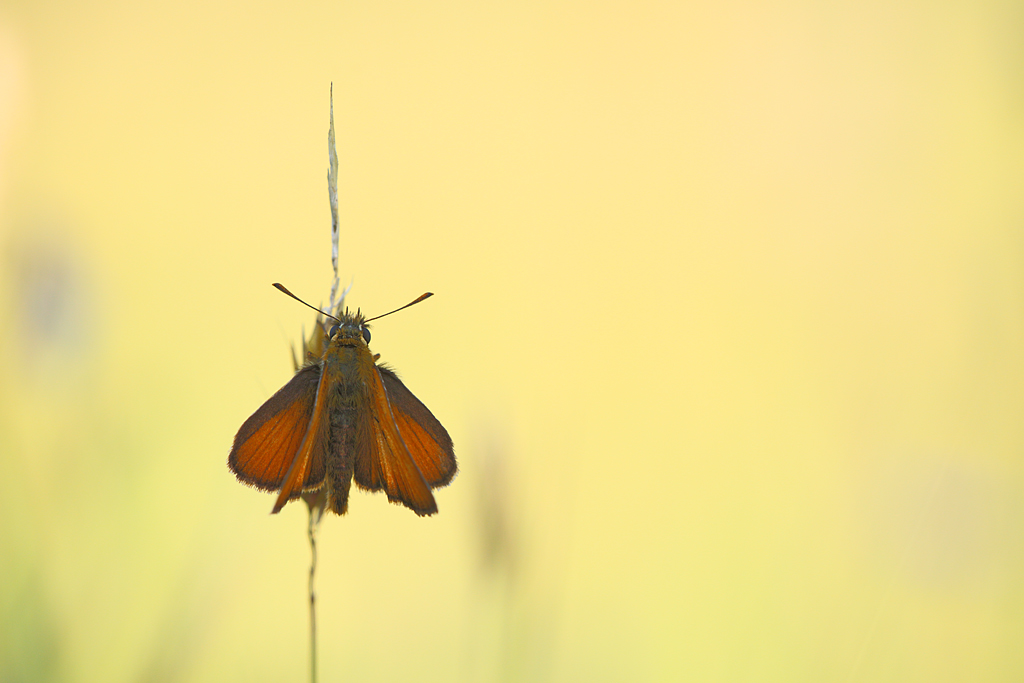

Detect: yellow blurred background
[1,1,1022,681]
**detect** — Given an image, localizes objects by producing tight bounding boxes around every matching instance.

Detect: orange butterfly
[229,284,456,516]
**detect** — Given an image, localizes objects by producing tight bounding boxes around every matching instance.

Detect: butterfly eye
[361,327,371,344]
[328,325,340,337]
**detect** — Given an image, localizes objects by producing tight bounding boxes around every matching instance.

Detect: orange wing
[352,365,438,515]
[378,366,456,487]
[229,365,326,495]
[272,364,335,513]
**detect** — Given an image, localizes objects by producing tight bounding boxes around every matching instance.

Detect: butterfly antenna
[364,293,434,323]
[273,283,342,324]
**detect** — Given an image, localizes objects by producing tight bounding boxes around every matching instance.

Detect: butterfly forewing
[352,364,437,515]
[272,365,335,513]
[232,366,319,489]
[230,365,324,491]
[378,366,456,487]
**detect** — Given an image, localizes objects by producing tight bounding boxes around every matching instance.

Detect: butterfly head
[327,310,371,347]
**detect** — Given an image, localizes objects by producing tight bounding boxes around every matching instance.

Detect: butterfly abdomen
[321,339,377,515]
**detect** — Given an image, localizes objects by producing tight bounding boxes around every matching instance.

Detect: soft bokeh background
[1,1,1022,681]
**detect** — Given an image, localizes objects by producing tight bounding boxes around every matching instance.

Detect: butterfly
[229,284,456,516]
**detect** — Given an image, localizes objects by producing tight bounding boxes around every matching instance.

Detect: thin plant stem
[304,83,341,683]
[300,84,344,683]
[309,511,317,683]
[308,498,323,683]
[327,84,339,308]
